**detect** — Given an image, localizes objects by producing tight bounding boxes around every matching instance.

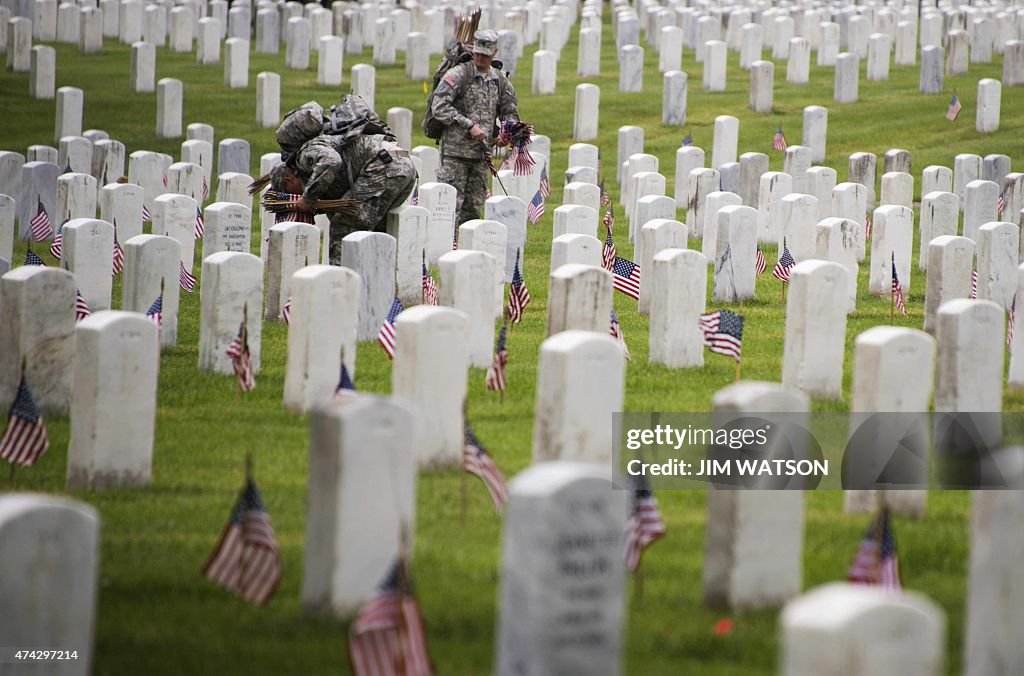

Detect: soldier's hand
[295,197,314,213]
[469,124,487,142]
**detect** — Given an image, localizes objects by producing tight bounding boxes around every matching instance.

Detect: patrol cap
[472,30,499,56]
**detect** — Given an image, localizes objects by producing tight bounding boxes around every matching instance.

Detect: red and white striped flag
[49,222,64,260]
[865,212,872,241]
[997,192,1006,215]
[0,375,50,467]
[30,199,52,242]
[772,127,788,151]
[946,94,962,122]
[508,252,531,324]
[146,292,163,329]
[527,190,545,224]
[625,475,666,572]
[75,290,92,321]
[970,268,978,299]
[755,245,766,275]
[772,244,796,284]
[179,261,197,293]
[848,507,902,590]
[612,257,641,300]
[610,309,631,361]
[225,321,255,392]
[421,252,438,306]
[892,256,908,316]
[378,298,405,359]
[463,422,509,513]
[202,477,282,606]
[112,234,125,276]
[485,322,509,393]
[281,297,292,325]
[194,206,205,239]
[202,173,209,200]
[142,204,152,222]
[349,561,433,676]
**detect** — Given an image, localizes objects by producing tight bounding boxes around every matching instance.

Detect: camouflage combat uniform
[431,60,519,224]
[291,133,416,264]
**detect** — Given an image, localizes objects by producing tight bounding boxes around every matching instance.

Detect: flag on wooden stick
[609,309,631,361]
[625,474,666,572]
[349,559,433,676]
[421,251,438,306]
[847,507,902,590]
[892,254,908,316]
[202,474,283,606]
[463,421,509,513]
[225,307,255,392]
[772,127,788,151]
[29,198,52,242]
[485,322,509,393]
[75,290,92,322]
[0,374,49,467]
[378,298,405,359]
[508,250,531,324]
[946,93,962,122]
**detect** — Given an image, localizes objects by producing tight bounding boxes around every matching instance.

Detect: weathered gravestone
[650,248,705,367]
[122,234,180,347]
[340,231,395,341]
[198,251,263,375]
[266,221,318,321]
[782,261,849,399]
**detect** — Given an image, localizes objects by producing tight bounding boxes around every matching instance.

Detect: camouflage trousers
[328,154,417,265]
[437,155,491,225]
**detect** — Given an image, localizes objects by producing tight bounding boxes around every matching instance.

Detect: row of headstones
[6,392,1020,673]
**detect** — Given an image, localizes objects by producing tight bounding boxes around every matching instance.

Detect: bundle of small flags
[30,199,51,242]
[348,559,433,676]
[75,290,92,322]
[225,318,255,392]
[847,507,902,589]
[699,309,744,361]
[270,192,315,225]
[0,375,50,467]
[202,476,283,606]
[946,93,962,122]
[772,244,796,283]
[422,252,439,306]
[508,251,530,324]
[495,119,536,176]
[485,322,509,393]
[463,421,509,513]
[891,255,908,316]
[772,127,788,151]
[624,474,666,573]
[755,245,766,275]
[609,309,631,361]
[378,298,405,359]
[179,261,197,293]
[612,257,641,300]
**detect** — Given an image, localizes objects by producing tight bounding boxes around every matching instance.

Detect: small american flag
[422,252,438,306]
[848,507,902,590]
[142,204,151,222]
[378,298,405,359]
[865,212,872,240]
[609,309,631,361]
[599,179,611,209]
[162,172,168,188]
[772,244,796,283]
[202,173,209,200]
[334,360,357,405]
[194,206,205,239]
[704,309,743,361]
[202,477,283,606]
[348,560,433,676]
[281,296,292,325]
[30,199,52,242]
[970,268,978,299]
[508,253,531,324]
[463,422,509,513]
[225,320,255,392]
[112,233,125,276]
[179,261,197,293]
[62,162,72,175]
[527,190,545,224]
[49,222,64,260]
[946,93,962,122]
[755,245,766,275]
[485,322,509,393]
[24,250,46,266]
[699,309,722,335]
[410,184,418,206]
[612,257,641,300]
[0,375,49,467]
[1008,295,1016,349]
[602,225,616,271]
[146,292,163,329]
[452,220,459,250]
[682,133,693,147]
[539,164,550,199]
[625,475,666,572]
[892,256,908,316]
[75,290,91,321]
[603,201,615,229]
[772,127,788,151]
[997,192,1006,215]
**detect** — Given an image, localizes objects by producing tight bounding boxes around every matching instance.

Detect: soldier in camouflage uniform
[284,133,416,264]
[431,29,519,225]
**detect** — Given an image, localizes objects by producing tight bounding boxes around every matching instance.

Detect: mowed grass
[2,14,1023,675]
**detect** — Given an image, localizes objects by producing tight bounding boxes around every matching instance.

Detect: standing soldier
[430,30,520,225]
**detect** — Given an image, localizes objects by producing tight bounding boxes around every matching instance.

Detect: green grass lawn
[2,14,1023,675]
